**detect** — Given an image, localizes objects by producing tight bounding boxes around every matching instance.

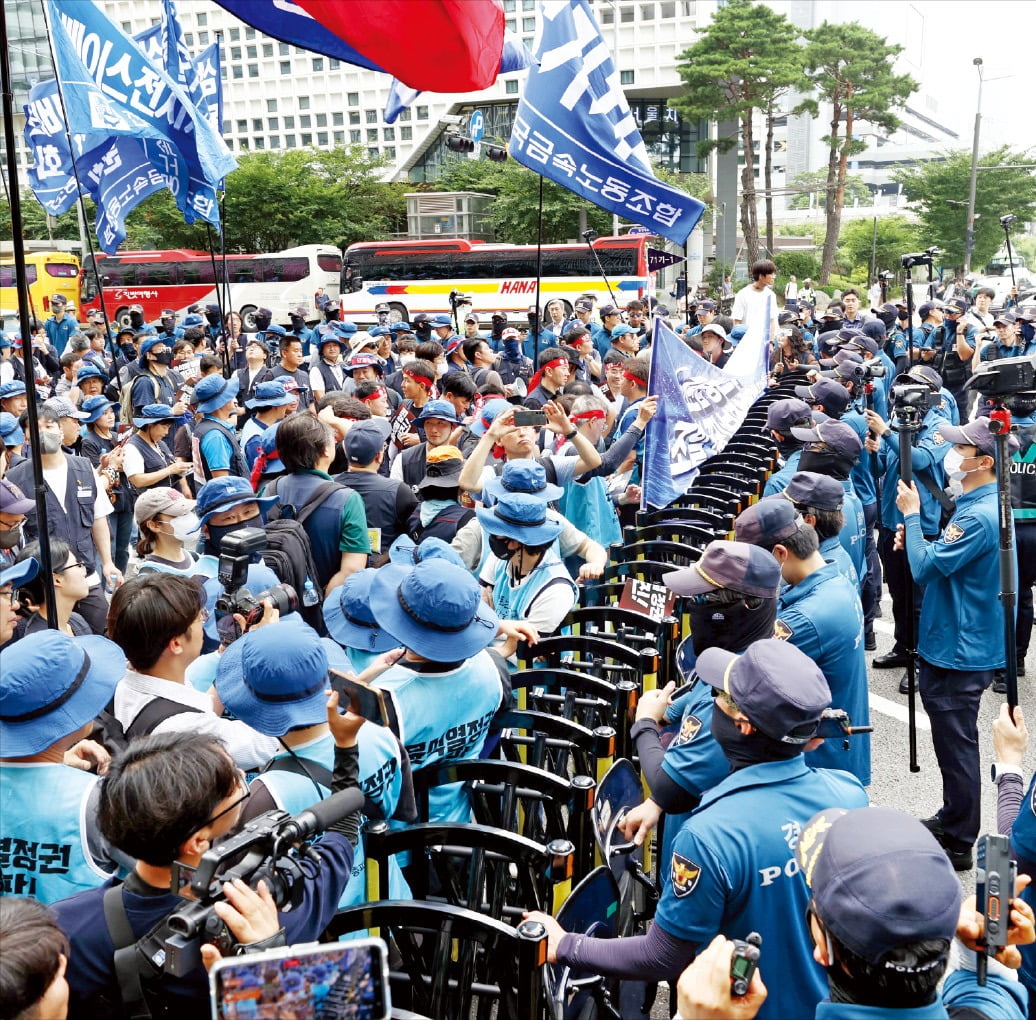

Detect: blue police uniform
[763,449,802,497]
[904,480,1005,850]
[374,652,503,824]
[820,534,859,590]
[775,563,871,784]
[1011,414,1036,668]
[654,757,867,1020]
[838,480,867,585]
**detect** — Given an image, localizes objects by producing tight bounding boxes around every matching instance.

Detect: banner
[509,0,704,246]
[48,0,235,235]
[641,321,768,509]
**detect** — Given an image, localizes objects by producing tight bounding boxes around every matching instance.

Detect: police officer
[762,397,813,497]
[896,417,1019,870]
[524,640,868,1020]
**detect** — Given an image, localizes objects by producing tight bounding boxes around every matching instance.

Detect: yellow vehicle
[0,251,81,322]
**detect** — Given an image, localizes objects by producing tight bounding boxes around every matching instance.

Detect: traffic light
[485,145,508,163]
[446,133,475,154]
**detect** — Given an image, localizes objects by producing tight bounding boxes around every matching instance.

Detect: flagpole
[582,230,619,309]
[206,224,231,378]
[1,0,58,628]
[533,174,544,362]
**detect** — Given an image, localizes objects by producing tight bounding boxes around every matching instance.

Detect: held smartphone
[513,409,547,427]
[329,669,390,728]
[209,938,391,1020]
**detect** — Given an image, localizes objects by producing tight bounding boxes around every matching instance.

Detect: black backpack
[262,478,344,631]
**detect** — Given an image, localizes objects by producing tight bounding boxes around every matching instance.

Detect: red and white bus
[338,234,654,325]
[80,244,342,330]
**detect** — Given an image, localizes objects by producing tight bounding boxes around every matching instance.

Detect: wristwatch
[990,762,1024,784]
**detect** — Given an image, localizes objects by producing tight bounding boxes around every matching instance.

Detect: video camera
[448,289,473,308]
[891,381,933,416]
[214,527,297,631]
[901,247,941,269]
[878,269,895,282]
[1001,214,1018,228]
[967,353,1036,399]
[859,358,886,381]
[137,789,364,978]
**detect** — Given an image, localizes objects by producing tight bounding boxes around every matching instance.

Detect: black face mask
[152,350,174,367]
[290,316,305,332]
[710,703,801,771]
[488,534,516,561]
[688,597,778,657]
[325,309,340,322]
[120,342,137,359]
[161,318,175,332]
[798,448,854,481]
[254,314,272,331]
[129,312,144,329]
[206,311,221,327]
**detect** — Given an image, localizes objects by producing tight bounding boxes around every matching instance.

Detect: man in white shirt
[732,259,780,347]
[784,274,798,308]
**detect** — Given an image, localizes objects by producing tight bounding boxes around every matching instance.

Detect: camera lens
[259,584,298,617]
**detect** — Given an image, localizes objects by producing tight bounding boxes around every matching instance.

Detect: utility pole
[963,57,983,275]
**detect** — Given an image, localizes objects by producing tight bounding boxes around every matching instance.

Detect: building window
[267,98,277,112]
[268,117,279,129]
[398,109,411,122]
[246,45,257,59]
[318,132,328,145]
[245,27,256,39]
[196,11,207,25]
[229,27,240,41]
[236,119,247,133]
[401,126,412,140]
[416,106,429,120]
[383,127,395,140]
[316,113,328,127]
[299,96,311,110]
[300,115,312,128]
[248,64,258,78]
[279,43,289,56]
[283,116,295,128]
[522,0,535,8]
[503,0,515,9]
[285,134,296,147]
[506,17,517,32]
[240,138,249,150]
[368,147,379,159]
[505,79,519,95]
[255,137,265,150]
[230,46,241,60]
[198,31,209,44]
[263,43,273,57]
[621,4,635,21]
[349,112,360,125]
[385,146,396,160]
[366,110,377,123]
[253,118,263,132]
[641,2,655,19]
[620,70,634,84]
[522,16,535,31]
[334,130,345,143]
[332,112,344,126]
[270,135,281,148]
[350,130,361,143]
[280,61,291,75]
[367,129,378,142]
[329,58,340,69]
[302,133,313,146]
[600,7,613,23]
[313,58,324,71]
[223,120,230,134]
[233,65,243,79]
[183,32,193,46]
[348,92,359,106]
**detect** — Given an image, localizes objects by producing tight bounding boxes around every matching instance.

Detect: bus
[339,234,654,325]
[80,244,342,331]
[0,250,81,323]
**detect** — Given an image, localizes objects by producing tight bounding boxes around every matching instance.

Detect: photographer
[53,721,363,1019]
[896,417,1019,870]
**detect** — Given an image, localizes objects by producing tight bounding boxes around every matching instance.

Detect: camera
[581,229,598,242]
[901,247,941,269]
[878,270,894,281]
[967,353,1036,398]
[891,382,933,415]
[138,789,364,977]
[860,358,886,381]
[214,527,297,628]
[448,290,473,307]
[1001,214,1017,228]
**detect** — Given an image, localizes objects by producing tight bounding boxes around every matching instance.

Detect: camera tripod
[990,402,1020,710]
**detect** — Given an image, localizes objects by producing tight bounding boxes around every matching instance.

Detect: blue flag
[641,321,768,509]
[48,0,235,235]
[509,0,704,246]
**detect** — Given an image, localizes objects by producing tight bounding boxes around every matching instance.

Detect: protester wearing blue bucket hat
[131,403,177,430]
[0,554,38,644]
[80,394,119,425]
[0,379,27,416]
[0,411,26,459]
[132,335,182,414]
[481,458,564,507]
[476,492,575,657]
[367,559,503,823]
[193,373,249,481]
[241,381,295,471]
[323,568,400,672]
[0,631,126,902]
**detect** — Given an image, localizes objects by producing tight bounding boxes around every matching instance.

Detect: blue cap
[264,323,287,338]
[0,633,125,756]
[470,398,512,437]
[0,412,25,447]
[193,373,240,414]
[344,417,391,465]
[481,459,564,505]
[799,806,960,966]
[0,334,10,351]
[75,363,108,384]
[80,395,120,424]
[444,336,465,356]
[413,399,459,425]
[430,313,453,328]
[182,313,204,328]
[475,492,564,547]
[244,380,295,410]
[790,418,862,459]
[610,324,636,338]
[195,476,279,524]
[765,397,812,434]
[734,497,805,546]
[696,639,830,743]
[0,381,27,400]
[215,616,329,735]
[368,326,390,338]
[663,540,781,600]
[137,335,170,360]
[390,321,412,333]
[132,403,177,429]
[783,471,845,512]
[323,568,400,654]
[935,416,1021,457]
[794,379,851,417]
[368,560,499,662]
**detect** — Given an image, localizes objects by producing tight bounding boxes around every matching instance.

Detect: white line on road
[869,692,931,730]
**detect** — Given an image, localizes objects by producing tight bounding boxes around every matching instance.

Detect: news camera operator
[53,716,364,1019]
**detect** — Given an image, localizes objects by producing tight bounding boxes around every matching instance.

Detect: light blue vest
[488,550,578,627]
[558,475,622,548]
[0,763,117,903]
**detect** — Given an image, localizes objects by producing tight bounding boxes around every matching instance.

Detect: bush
[775,251,821,282]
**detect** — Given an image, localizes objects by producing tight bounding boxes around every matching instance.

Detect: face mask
[290,316,305,332]
[161,318,174,331]
[39,430,63,455]
[0,523,23,549]
[129,312,144,328]
[798,448,854,481]
[153,350,174,366]
[435,360,447,378]
[399,352,416,367]
[120,342,137,359]
[206,311,221,327]
[169,512,200,544]
[325,309,340,322]
[688,598,778,657]
[710,701,800,771]
[254,314,271,331]
[503,338,521,359]
[488,534,517,561]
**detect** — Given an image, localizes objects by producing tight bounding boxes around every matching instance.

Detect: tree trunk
[764,100,775,258]
[819,98,842,285]
[740,114,760,266]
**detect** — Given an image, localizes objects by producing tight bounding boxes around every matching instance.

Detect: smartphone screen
[329,670,389,728]
[211,939,390,1020]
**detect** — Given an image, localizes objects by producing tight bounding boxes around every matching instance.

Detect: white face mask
[399,352,416,367]
[943,447,985,484]
[169,512,200,544]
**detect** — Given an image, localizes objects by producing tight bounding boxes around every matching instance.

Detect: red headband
[570,409,606,422]
[403,368,434,387]
[623,371,648,385]
[543,357,568,371]
[358,387,386,403]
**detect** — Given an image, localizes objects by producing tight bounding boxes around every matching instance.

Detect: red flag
[295,0,505,93]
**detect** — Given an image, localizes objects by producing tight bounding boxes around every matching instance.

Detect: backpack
[262,478,343,631]
[94,697,202,755]
[119,373,159,425]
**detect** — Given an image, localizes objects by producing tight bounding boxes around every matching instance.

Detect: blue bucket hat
[0,334,11,351]
[413,399,459,425]
[0,633,126,757]
[323,567,401,654]
[0,411,25,447]
[194,373,240,414]
[470,398,513,437]
[1,555,39,589]
[196,475,279,524]
[75,363,108,384]
[132,403,177,429]
[368,559,499,661]
[244,380,295,410]
[0,380,26,400]
[137,335,170,362]
[80,394,120,424]
[215,616,329,735]
[481,459,564,505]
[328,320,357,338]
[254,422,286,478]
[475,492,564,547]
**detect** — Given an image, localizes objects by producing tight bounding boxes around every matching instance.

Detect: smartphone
[210,938,391,1020]
[329,669,390,727]
[513,409,547,427]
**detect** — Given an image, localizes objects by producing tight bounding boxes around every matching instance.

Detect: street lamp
[963,57,983,276]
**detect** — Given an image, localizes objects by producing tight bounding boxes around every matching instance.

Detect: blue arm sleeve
[904,510,991,584]
[941,968,1027,1019]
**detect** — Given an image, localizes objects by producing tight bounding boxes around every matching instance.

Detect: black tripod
[990,403,1020,710]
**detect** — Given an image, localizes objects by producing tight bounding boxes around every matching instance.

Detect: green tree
[892,147,1036,271]
[787,170,871,211]
[797,23,917,284]
[836,215,919,280]
[672,0,804,265]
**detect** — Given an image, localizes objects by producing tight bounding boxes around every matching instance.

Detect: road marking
[869,692,931,730]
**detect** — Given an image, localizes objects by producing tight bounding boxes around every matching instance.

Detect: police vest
[125,434,176,492]
[192,417,248,481]
[0,762,117,903]
[8,455,97,569]
[1011,420,1036,523]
